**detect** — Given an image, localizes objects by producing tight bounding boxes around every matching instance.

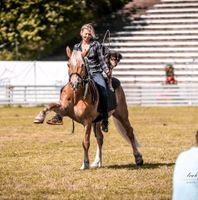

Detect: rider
[47,23,110,132]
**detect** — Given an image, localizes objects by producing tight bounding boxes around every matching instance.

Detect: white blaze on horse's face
[68,50,85,91]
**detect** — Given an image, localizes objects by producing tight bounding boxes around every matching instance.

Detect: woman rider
[47,23,110,132]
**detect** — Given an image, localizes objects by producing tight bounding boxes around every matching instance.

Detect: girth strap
[83,81,89,100]
[83,79,97,104]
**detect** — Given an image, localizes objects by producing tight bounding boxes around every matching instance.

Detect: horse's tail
[112,117,140,148]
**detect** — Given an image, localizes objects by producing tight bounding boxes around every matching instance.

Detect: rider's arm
[97,42,109,74]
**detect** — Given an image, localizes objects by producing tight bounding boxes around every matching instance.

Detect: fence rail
[124,83,198,106]
[0,85,62,106]
[0,84,198,106]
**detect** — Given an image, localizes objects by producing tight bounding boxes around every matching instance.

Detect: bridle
[68,60,89,91]
[69,71,85,82]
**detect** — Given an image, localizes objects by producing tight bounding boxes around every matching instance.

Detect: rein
[69,72,84,82]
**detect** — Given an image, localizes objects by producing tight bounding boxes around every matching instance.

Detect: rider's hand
[104,68,110,77]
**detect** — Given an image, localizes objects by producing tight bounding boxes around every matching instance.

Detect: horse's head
[66,46,88,91]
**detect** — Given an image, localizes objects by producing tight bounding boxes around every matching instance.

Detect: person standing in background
[172,131,198,200]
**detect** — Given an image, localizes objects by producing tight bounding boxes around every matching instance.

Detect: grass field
[0,106,198,200]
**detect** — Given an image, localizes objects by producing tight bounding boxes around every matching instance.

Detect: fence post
[6,85,14,105]
[5,86,9,104]
[24,86,27,103]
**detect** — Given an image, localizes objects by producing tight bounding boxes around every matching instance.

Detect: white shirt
[172,147,198,200]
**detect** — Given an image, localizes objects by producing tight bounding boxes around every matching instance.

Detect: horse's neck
[72,89,84,103]
[61,80,98,108]
[73,81,98,105]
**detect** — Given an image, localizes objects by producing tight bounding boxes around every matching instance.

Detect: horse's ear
[66,46,72,58]
[81,48,89,58]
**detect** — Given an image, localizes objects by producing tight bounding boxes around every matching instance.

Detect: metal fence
[1,84,198,106]
[124,83,198,106]
[0,85,62,106]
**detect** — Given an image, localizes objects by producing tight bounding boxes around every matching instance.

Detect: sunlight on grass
[0,106,198,199]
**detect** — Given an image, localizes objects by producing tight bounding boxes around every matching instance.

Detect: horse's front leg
[80,123,92,170]
[91,122,103,168]
[33,103,61,124]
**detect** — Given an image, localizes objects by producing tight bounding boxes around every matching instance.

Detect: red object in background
[165,64,177,84]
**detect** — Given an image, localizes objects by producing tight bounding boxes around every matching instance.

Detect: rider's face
[80,28,92,43]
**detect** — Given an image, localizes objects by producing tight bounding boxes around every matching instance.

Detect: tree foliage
[0,0,129,60]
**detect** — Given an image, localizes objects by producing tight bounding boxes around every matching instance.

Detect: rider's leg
[97,84,108,132]
[47,86,65,125]
[92,73,109,132]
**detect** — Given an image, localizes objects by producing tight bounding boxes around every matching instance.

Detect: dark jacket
[73,41,108,74]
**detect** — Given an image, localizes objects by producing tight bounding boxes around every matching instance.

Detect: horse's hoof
[136,159,144,166]
[135,155,144,166]
[90,161,102,169]
[80,162,89,170]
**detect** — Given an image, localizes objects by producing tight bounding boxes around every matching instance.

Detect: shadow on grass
[106,162,175,170]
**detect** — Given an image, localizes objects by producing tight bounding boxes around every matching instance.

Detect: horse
[34,46,144,170]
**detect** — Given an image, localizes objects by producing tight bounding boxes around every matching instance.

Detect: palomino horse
[34,47,143,169]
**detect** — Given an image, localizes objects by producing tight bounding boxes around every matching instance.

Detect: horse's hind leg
[113,112,143,166]
[33,103,61,124]
[91,122,103,168]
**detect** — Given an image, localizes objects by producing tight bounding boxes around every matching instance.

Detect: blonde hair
[80,23,96,39]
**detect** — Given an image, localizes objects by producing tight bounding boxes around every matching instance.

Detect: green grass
[0,106,198,200]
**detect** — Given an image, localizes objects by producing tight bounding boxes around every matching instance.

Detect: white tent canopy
[0,61,68,86]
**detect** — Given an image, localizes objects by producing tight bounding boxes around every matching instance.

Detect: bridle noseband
[69,63,88,91]
[69,72,84,82]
